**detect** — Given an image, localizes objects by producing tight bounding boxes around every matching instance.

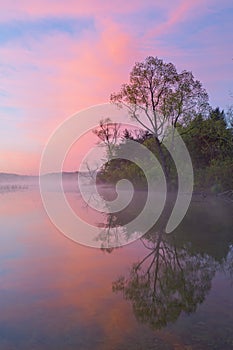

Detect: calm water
[0,187,233,350]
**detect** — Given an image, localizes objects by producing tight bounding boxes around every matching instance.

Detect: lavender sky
[0,0,233,174]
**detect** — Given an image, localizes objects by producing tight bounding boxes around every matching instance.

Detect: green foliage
[179,109,233,168]
[194,158,233,192]
[177,108,233,191]
[97,107,233,192]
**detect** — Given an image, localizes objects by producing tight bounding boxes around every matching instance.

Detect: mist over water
[0,173,83,193]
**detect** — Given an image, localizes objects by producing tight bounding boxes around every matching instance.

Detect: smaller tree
[226,105,233,128]
[93,118,121,158]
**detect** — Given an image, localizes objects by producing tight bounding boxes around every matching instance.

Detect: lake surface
[0,186,233,349]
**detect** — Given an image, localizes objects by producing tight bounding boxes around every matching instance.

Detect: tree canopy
[110,56,209,138]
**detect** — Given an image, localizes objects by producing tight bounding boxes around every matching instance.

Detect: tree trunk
[154,136,169,184]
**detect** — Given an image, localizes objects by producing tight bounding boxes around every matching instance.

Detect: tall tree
[110,56,209,180]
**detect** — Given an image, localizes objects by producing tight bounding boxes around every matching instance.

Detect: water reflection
[113,230,217,329]
[96,213,126,252]
[101,198,233,332]
[1,187,233,349]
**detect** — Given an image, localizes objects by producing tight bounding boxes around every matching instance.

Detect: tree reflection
[112,229,217,329]
[221,244,233,280]
[95,213,126,250]
[94,187,233,329]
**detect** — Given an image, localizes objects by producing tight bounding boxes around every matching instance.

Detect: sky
[0,0,233,175]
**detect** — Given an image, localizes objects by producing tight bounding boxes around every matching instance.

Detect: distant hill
[41,171,79,180]
[0,171,89,183]
[0,171,97,193]
[0,173,38,182]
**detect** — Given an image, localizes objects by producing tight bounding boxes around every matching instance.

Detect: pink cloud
[145,0,206,40]
[0,0,157,22]
[0,16,143,173]
[144,0,232,45]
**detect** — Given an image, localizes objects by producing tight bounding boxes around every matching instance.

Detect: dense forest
[96,107,233,193]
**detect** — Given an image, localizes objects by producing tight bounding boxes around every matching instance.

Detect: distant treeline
[0,184,29,193]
